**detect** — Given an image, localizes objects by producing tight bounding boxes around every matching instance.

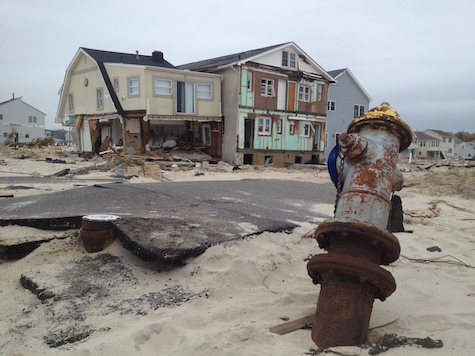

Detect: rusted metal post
[307,103,412,347]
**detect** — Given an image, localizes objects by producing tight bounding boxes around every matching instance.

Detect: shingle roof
[81,48,175,69]
[327,69,346,78]
[177,43,287,71]
[427,129,454,136]
[415,131,440,141]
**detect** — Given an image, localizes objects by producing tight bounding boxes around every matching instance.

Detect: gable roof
[81,48,176,69]
[0,96,46,115]
[177,43,285,71]
[178,42,335,82]
[415,131,440,141]
[426,129,454,137]
[327,68,372,102]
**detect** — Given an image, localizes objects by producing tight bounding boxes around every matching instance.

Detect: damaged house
[179,42,335,166]
[56,48,223,157]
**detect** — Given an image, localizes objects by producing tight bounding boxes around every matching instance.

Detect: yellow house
[56,48,222,157]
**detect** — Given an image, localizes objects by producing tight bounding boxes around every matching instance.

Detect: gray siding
[324,72,371,158]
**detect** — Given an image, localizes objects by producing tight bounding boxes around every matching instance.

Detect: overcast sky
[1,0,474,133]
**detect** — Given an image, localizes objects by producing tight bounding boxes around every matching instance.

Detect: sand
[1,146,474,355]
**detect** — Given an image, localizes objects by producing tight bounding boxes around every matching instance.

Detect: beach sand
[1,146,474,355]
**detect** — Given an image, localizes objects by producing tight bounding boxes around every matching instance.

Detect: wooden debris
[269,314,314,335]
[49,168,70,178]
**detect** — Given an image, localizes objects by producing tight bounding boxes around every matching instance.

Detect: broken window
[261,79,275,97]
[247,71,253,91]
[177,81,195,114]
[258,117,271,135]
[317,84,323,101]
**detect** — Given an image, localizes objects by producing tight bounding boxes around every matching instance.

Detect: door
[277,80,286,110]
[313,124,321,150]
[244,119,254,149]
[288,82,296,111]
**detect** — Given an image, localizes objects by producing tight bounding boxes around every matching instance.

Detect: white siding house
[0,96,46,144]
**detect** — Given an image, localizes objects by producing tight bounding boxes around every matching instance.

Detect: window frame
[282,50,297,69]
[327,100,335,111]
[260,78,275,97]
[127,76,140,97]
[353,104,365,118]
[68,93,74,112]
[247,71,253,91]
[154,78,172,96]
[277,119,282,134]
[317,84,323,101]
[299,122,311,137]
[258,116,272,136]
[289,121,295,135]
[113,77,119,92]
[176,81,195,114]
[299,85,311,102]
[28,116,37,123]
[197,83,213,99]
[96,87,104,110]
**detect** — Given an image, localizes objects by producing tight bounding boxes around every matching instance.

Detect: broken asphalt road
[1,180,335,262]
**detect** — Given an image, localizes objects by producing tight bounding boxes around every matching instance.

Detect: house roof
[327,68,372,102]
[177,43,285,71]
[81,48,175,69]
[426,129,454,137]
[415,131,440,141]
[0,96,46,115]
[177,42,335,82]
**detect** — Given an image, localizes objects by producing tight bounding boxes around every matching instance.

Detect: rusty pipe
[307,103,412,348]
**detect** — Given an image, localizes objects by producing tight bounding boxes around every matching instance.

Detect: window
[299,85,311,102]
[28,116,37,123]
[317,84,323,101]
[68,94,74,112]
[261,79,274,97]
[112,77,119,93]
[176,81,195,114]
[128,76,140,96]
[25,134,29,139]
[154,78,172,95]
[282,51,297,69]
[96,88,103,109]
[354,104,365,118]
[3,133,7,138]
[258,117,271,135]
[327,100,335,111]
[197,83,212,99]
[0,114,3,120]
[290,121,295,135]
[277,119,282,134]
[247,71,253,91]
[300,122,311,137]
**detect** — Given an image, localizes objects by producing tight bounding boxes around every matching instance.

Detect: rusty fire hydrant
[307,103,412,347]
